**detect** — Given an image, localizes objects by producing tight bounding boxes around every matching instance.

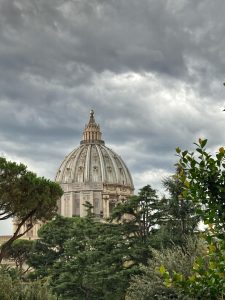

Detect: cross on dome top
[89,109,95,123]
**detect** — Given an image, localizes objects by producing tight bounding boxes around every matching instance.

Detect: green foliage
[0,266,21,300]
[0,157,27,220]
[111,185,164,264]
[127,237,204,300]
[0,266,57,300]
[20,280,57,300]
[162,236,225,299]
[157,176,199,249]
[52,218,138,299]
[6,239,34,271]
[176,139,225,232]
[28,215,75,278]
[111,183,198,263]
[27,184,202,299]
[162,140,225,299]
[0,156,63,261]
[0,157,62,222]
[28,214,138,299]
[28,215,139,300]
[112,185,161,237]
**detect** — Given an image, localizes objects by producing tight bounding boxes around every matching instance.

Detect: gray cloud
[1,0,225,234]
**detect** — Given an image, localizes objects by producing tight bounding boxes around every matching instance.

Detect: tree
[6,239,34,272]
[28,213,139,300]
[166,237,225,299]
[161,140,225,298]
[157,175,199,249]
[112,185,162,238]
[28,215,76,278]
[175,139,225,232]
[126,237,204,300]
[111,185,164,264]
[0,157,63,261]
[0,265,57,300]
[52,219,137,300]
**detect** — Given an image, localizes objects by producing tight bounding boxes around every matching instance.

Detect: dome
[55,144,133,187]
[55,110,134,219]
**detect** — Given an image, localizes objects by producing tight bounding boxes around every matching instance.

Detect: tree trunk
[0,209,36,262]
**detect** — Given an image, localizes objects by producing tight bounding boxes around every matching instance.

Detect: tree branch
[0,212,15,220]
[0,208,37,262]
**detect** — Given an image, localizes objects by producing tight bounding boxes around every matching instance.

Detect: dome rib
[95,144,105,182]
[84,145,91,182]
[103,146,119,184]
[70,146,84,182]
[112,149,133,186]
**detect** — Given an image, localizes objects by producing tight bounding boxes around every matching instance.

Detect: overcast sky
[1,0,225,235]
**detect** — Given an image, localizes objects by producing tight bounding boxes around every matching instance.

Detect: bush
[126,237,205,300]
[0,266,57,300]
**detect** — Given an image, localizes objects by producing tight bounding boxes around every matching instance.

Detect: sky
[1,0,225,235]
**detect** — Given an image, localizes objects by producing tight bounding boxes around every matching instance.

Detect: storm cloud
[1,0,225,234]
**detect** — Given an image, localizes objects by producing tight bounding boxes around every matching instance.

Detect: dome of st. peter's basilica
[55,110,134,218]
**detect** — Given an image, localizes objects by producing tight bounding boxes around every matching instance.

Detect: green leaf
[200,139,208,148]
[209,244,216,253]
[219,147,225,154]
[182,150,188,157]
[196,148,203,154]
[193,262,199,270]
[165,278,172,288]
[159,265,166,275]
[184,180,190,188]
[189,275,196,282]
[176,147,181,154]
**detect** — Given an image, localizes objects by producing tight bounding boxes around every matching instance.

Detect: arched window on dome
[77,166,84,182]
[63,167,71,183]
[106,166,113,182]
[93,166,99,182]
